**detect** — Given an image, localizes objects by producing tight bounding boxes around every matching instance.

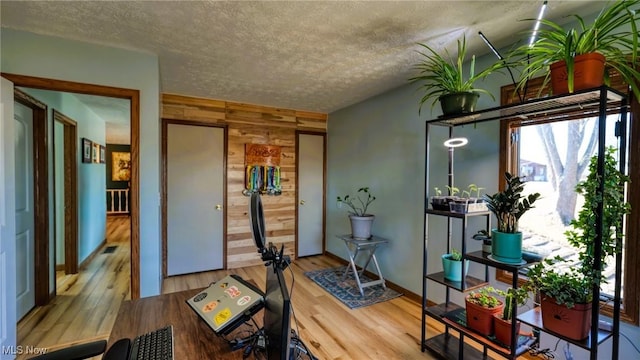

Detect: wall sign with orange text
[243,144,282,196]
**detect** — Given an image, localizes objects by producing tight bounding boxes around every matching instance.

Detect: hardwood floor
[16,215,131,359]
[17,215,507,359]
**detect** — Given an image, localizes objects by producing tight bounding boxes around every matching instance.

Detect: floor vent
[103,245,118,254]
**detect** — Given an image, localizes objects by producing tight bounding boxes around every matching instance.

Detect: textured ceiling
[1,1,607,115]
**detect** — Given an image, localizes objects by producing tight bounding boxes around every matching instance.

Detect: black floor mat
[103,245,118,254]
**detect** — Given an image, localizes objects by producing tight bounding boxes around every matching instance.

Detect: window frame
[497,76,639,325]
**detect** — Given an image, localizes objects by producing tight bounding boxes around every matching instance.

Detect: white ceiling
[73,93,131,145]
[2,1,607,117]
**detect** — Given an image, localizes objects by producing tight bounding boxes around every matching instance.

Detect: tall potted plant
[510,0,640,98]
[493,285,532,347]
[527,147,630,340]
[409,35,502,116]
[483,172,540,264]
[337,187,376,239]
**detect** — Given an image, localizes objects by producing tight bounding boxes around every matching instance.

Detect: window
[498,76,639,324]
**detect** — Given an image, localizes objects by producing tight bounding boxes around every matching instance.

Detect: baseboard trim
[79,238,107,270]
[55,264,65,271]
[323,251,422,305]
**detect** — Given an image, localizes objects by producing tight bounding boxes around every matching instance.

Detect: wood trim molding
[3,73,142,299]
[618,95,639,324]
[498,76,639,325]
[295,131,327,258]
[53,110,79,275]
[160,118,229,281]
[79,238,107,270]
[15,88,50,305]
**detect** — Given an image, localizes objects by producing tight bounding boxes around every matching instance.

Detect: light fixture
[528,1,548,47]
[443,137,468,148]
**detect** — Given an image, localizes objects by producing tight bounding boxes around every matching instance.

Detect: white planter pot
[349,215,374,239]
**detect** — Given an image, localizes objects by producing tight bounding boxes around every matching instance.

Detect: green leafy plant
[433,187,442,196]
[468,184,484,198]
[509,0,640,98]
[445,185,460,197]
[494,285,532,321]
[337,187,376,216]
[483,172,541,233]
[409,35,502,114]
[473,229,492,240]
[527,147,631,307]
[449,249,462,261]
[527,257,591,308]
[467,287,502,308]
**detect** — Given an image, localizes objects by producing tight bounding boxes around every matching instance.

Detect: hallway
[16,216,131,359]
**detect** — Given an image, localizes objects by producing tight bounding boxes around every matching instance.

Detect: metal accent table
[337,234,388,296]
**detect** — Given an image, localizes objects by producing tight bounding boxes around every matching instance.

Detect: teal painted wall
[18,87,107,291]
[327,49,510,298]
[1,28,161,297]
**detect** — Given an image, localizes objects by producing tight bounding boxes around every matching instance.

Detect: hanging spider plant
[409,35,502,114]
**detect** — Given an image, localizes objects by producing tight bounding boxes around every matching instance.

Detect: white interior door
[14,101,35,320]
[297,133,324,257]
[0,78,17,359]
[167,124,224,276]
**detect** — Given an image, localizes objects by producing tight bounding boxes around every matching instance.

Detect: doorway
[3,73,141,299]
[296,131,326,257]
[163,120,227,276]
[14,89,49,319]
[53,110,78,275]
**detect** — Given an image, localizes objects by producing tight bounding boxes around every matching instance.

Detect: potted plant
[483,172,540,264]
[409,34,502,116]
[449,190,471,213]
[467,184,485,204]
[493,285,532,347]
[430,187,449,211]
[450,184,488,213]
[527,259,593,341]
[441,249,468,282]
[337,187,376,239]
[510,0,640,98]
[430,185,460,211]
[472,229,492,253]
[527,147,630,340]
[465,287,503,336]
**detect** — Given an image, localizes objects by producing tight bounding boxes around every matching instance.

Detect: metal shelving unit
[421,86,628,360]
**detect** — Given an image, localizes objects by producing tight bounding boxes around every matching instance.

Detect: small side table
[336,234,389,296]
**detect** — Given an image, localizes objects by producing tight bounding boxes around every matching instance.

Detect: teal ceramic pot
[491,229,523,264]
[442,254,469,282]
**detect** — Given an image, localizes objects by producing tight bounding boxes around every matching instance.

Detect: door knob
[216,204,222,210]
[300,200,305,205]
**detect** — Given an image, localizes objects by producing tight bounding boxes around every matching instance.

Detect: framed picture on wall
[92,143,100,163]
[100,145,106,164]
[112,151,131,181]
[82,138,92,163]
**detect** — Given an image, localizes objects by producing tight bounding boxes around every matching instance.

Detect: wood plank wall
[162,94,327,269]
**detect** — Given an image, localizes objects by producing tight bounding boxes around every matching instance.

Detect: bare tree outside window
[517,116,622,298]
[536,120,598,225]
